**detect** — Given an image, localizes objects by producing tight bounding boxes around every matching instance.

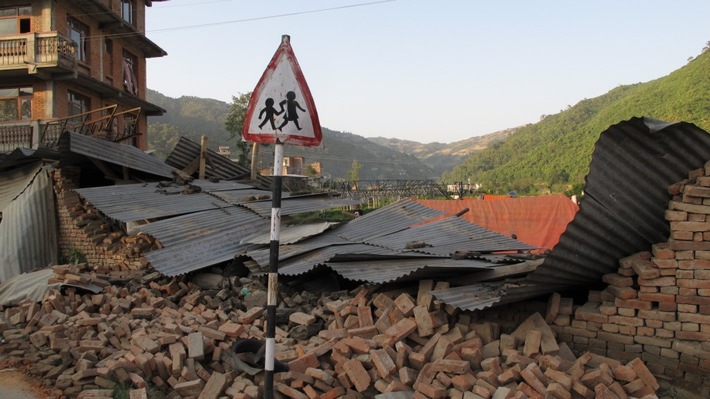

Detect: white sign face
[243,36,322,147]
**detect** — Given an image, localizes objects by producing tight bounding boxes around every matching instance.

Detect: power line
[148,0,396,33]
[80,1,396,42]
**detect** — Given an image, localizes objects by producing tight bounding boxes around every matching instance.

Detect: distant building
[259,157,322,177]
[218,146,231,157]
[283,156,304,175]
[0,0,167,153]
[308,161,322,177]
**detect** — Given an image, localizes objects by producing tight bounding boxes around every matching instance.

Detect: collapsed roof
[3,117,710,313]
[428,117,710,310]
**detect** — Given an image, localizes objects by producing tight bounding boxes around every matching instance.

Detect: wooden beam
[89,158,119,180]
[199,136,207,179]
[182,156,200,176]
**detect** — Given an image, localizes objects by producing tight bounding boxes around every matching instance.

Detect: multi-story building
[0,0,166,153]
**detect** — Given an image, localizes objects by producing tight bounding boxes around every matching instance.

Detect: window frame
[0,5,31,35]
[67,17,89,63]
[67,90,90,118]
[121,0,135,26]
[104,38,113,77]
[122,50,138,95]
[0,87,32,122]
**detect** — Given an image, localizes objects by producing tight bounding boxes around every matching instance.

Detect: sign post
[242,35,322,399]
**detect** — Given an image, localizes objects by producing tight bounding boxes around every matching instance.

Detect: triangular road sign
[243,35,322,147]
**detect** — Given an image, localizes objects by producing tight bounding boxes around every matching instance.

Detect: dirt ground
[0,369,47,399]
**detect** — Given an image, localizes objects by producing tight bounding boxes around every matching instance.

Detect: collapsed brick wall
[52,166,157,273]
[550,164,710,394]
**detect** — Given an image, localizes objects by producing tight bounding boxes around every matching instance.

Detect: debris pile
[0,262,663,399]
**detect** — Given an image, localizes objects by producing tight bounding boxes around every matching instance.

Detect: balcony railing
[0,105,143,153]
[0,32,76,72]
[0,124,33,153]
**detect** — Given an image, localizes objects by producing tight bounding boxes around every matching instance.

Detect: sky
[145,0,710,144]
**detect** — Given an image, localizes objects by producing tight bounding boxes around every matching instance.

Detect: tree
[304,164,318,177]
[224,92,252,166]
[348,160,362,182]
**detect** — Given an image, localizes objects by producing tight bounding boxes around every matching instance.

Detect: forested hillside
[146,47,709,189]
[370,128,517,176]
[145,91,436,180]
[442,49,710,196]
[147,90,232,158]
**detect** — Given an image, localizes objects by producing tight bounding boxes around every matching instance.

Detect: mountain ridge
[146,46,710,190]
[146,90,502,180]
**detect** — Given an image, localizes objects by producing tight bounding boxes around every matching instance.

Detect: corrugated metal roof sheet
[334,199,445,242]
[325,258,496,284]
[165,136,272,188]
[241,222,338,245]
[239,198,531,283]
[432,117,710,311]
[528,117,710,288]
[277,244,431,277]
[0,162,41,212]
[58,132,175,178]
[209,189,283,205]
[74,182,230,222]
[189,179,255,192]
[415,195,579,250]
[244,237,350,270]
[429,280,557,312]
[0,147,59,171]
[0,168,57,282]
[134,207,266,248]
[366,216,536,256]
[0,269,57,306]
[145,241,255,277]
[239,195,361,217]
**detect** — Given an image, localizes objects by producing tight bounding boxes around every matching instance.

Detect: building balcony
[0,105,141,153]
[0,33,77,77]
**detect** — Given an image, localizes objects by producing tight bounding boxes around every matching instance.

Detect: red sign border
[242,37,322,147]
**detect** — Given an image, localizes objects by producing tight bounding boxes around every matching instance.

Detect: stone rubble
[0,263,662,399]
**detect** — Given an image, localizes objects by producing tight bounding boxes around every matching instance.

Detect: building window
[68,91,90,118]
[104,39,113,77]
[123,114,137,138]
[121,0,135,26]
[0,87,32,122]
[0,6,31,35]
[68,17,89,63]
[122,51,138,95]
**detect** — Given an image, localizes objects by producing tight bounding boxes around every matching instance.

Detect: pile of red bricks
[1,264,663,399]
[8,166,699,397]
[52,166,158,273]
[547,165,710,395]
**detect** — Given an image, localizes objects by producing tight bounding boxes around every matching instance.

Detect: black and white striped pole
[264,140,283,399]
[239,35,322,397]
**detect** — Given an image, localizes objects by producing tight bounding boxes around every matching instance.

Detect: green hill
[145,91,436,180]
[369,128,518,176]
[442,49,710,196]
